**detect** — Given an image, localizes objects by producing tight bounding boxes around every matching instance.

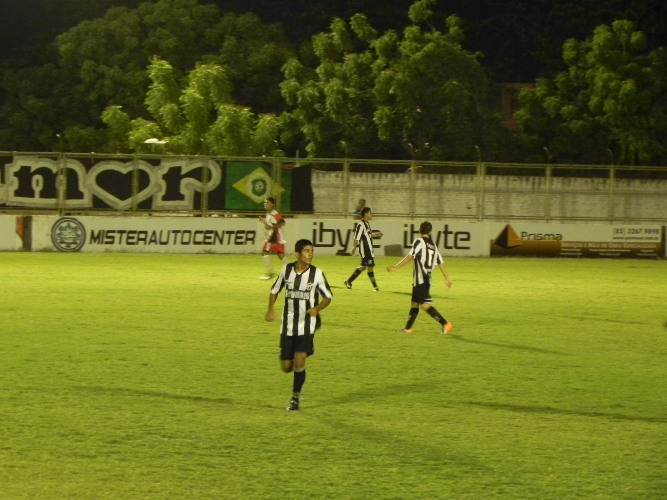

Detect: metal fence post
[55,135,67,216]
[342,158,350,217]
[56,153,67,216]
[475,146,485,222]
[545,165,552,221]
[608,165,616,222]
[131,155,139,212]
[201,155,210,215]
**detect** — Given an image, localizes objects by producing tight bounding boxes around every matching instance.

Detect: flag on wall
[225,161,291,210]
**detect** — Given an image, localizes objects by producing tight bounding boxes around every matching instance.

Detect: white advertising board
[29,216,486,256]
[0,215,23,251]
[23,215,667,258]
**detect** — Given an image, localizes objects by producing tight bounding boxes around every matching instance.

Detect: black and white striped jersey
[409,237,443,286]
[270,262,333,336]
[354,220,375,259]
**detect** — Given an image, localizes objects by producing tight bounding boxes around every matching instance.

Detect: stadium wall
[1,215,664,258]
[3,153,666,221]
[312,170,667,221]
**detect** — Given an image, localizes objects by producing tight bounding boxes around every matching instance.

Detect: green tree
[373,1,495,160]
[209,12,294,114]
[280,15,380,157]
[0,0,294,153]
[516,20,667,164]
[102,58,279,155]
[280,0,500,160]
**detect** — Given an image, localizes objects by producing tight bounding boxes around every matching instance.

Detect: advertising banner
[306,219,484,257]
[488,222,664,258]
[24,216,666,258]
[0,155,295,212]
[30,216,485,256]
[225,161,291,211]
[31,215,262,254]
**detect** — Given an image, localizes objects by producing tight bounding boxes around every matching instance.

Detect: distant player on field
[259,197,286,280]
[265,239,333,411]
[387,220,453,335]
[352,198,366,220]
[344,206,382,291]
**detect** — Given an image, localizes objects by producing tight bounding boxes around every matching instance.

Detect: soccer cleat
[373,287,380,292]
[398,328,414,334]
[286,398,300,411]
[259,274,275,280]
[441,322,454,335]
[344,280,352,289]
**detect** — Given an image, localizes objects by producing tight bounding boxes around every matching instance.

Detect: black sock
[426,306,446,325]
[368,271,377,288]
[293,369,306,395]
[347,268,363,283]
[406,307,419,329]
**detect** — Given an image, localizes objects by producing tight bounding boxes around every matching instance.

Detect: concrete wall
[312,171,667,221]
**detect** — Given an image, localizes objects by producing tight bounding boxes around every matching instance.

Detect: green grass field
[0,253,666,499]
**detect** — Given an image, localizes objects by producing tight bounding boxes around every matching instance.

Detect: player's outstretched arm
[387,254,413,272]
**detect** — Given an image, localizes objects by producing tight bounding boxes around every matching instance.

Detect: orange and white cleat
[441,322,454,335]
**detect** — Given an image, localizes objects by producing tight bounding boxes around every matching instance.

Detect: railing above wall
[1,151,666,222]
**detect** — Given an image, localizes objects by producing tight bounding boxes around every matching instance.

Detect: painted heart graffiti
[87,160,159,210]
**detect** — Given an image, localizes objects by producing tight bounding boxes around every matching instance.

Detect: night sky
[1,0,665,82]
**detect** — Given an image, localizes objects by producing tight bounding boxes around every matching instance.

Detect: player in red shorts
[259,197,286,279]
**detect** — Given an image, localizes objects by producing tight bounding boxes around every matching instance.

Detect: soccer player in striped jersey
[387,221,453,335]
[344,207,383,291]
[265,239,333,411]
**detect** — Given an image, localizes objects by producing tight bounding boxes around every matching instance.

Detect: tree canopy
[0,0,665,164]
[0,0,293,153]
[516,20,667,164]
[278,0,506,160]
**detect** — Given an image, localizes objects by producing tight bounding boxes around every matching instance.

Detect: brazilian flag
[225,161,292,210]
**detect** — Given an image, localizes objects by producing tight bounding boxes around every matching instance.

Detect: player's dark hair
[265,197,276,204]
[420,221,432,235]
[295,239,313,253]
[360,207,371,217]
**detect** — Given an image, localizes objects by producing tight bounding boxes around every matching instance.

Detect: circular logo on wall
[51,217,86,252]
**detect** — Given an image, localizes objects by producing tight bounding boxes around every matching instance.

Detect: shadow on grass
[310,411,491,472]
[337,285,412,297]
[314,381,430,408]
[75,384,665,423]
[74,385,246,406]
[464,400,667,423]
[309,381,667,424]
[450,335,566,356]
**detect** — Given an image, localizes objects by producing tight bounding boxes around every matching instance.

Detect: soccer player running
[387,221,454,335]
[258,197,286,280]
[265,239,333,411]
[344,206,383,291]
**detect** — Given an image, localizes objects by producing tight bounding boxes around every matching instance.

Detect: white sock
[263,255,273,274]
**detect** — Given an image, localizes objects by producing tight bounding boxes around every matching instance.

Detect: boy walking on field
[387,221,453,335]
[344,206,383,291]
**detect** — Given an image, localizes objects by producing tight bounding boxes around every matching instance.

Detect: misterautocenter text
[89,229,256,246]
